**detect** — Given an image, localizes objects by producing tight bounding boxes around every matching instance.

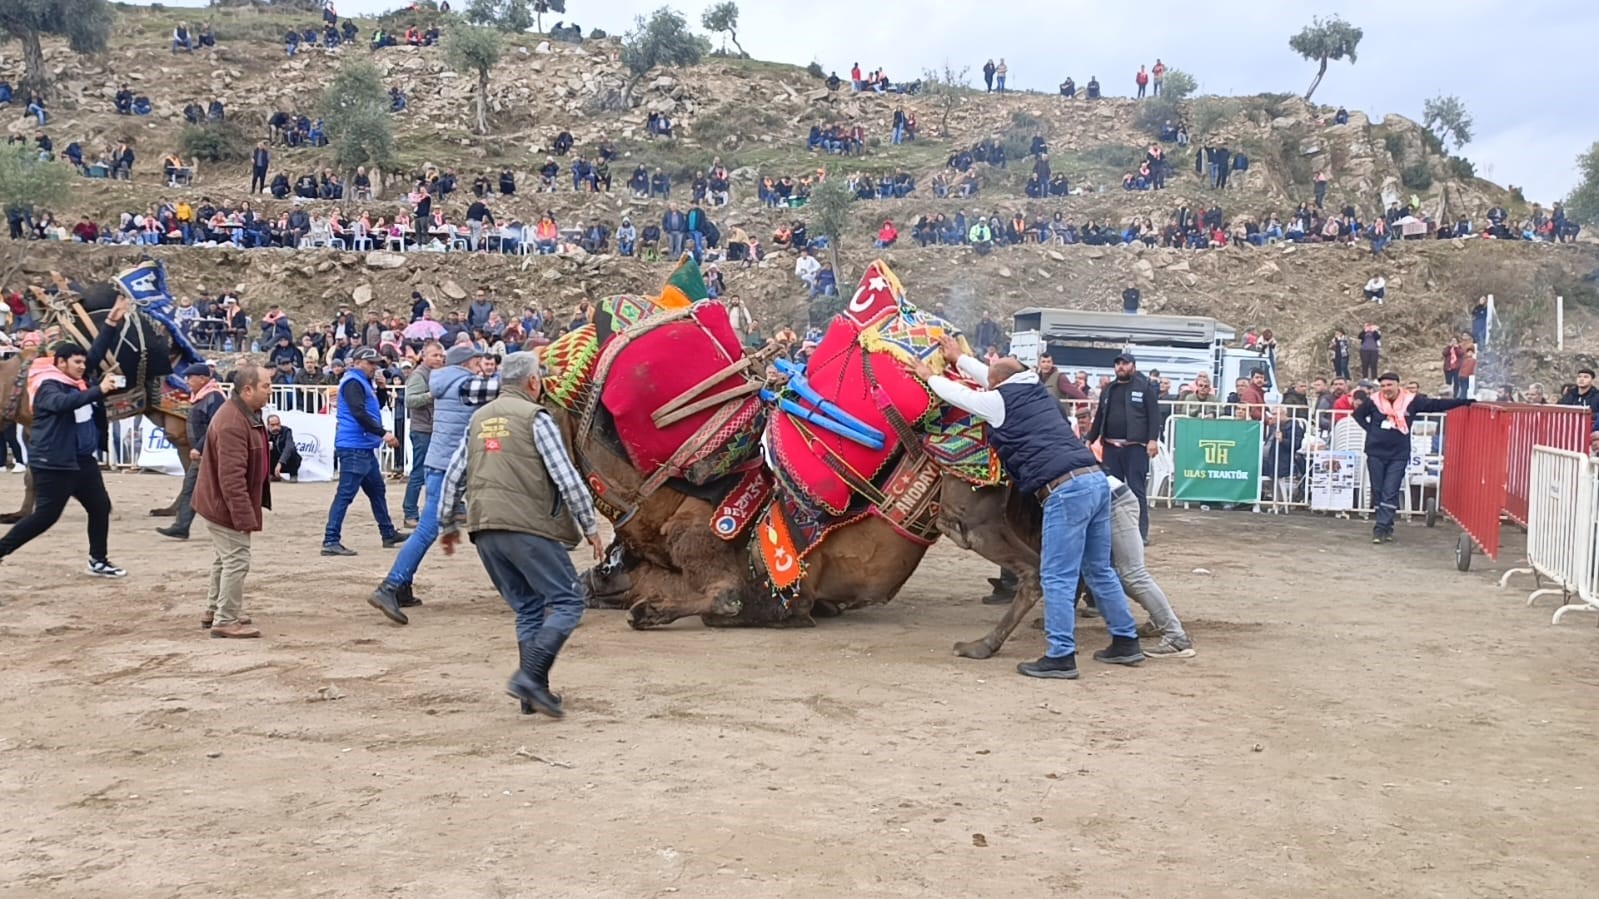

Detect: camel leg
[148,413,189,516]
[955,575,1042,659]
[0,467,35,524]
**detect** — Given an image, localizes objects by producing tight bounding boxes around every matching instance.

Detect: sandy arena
[1,473,1597,897]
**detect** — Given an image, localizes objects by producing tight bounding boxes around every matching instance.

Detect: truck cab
[1008,308,1275,398]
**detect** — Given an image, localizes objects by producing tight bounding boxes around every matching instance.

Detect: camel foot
[953,639,999,660]
[0,511,23,525]
[149,506,178,518]
[812,600,844,618]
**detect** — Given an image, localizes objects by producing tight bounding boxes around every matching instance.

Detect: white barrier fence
[1512,446,1599,624]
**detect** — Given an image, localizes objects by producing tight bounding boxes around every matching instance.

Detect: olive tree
[1289,15,1363,102]
[446,24,503,135]
[0,0,113,98]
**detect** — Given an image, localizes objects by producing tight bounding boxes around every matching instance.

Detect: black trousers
[251,167,268,193]
[0,425,23,468]
[1101,443,1151,541]
[0,456,112,562]
[1360,350,1380,379]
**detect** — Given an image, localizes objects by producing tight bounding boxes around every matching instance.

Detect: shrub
[179,121,249,163]
[1189,99,1228,137]
[1010,109,1043,132]
[1400,161,1433,191]
[590,28,608,39]
[1079,145,1144,170]
[805,61,824,79]
[1135,96,1180,136]
[1382,131,1404,161]
[1448,155,1475,180]
[1161,68,1198,102]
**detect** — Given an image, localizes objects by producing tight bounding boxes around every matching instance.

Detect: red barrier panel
[1441,404,1513,561]
[1502,404,1592,527]
[1441,403,1592,562]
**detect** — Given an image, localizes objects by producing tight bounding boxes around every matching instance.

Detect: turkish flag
[841,260,903,329]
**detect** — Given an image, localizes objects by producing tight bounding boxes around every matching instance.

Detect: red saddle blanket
[766,313,934,516]
[599,302,761,481]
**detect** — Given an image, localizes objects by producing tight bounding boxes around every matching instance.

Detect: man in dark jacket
[1352,372,1471,543]
[267,414,301,481]
[920,337,1144,679]
[0,296,131,578]
[1084,352,1165,543]
[972,312,1004,356]
[158,362,228,540]
[1558,368,1599,434]
[193,360,273,638]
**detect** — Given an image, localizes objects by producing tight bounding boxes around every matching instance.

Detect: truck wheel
[1455,533,1472,571]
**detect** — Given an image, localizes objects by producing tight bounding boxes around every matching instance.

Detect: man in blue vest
[321,347,406,556]
[367,343,500,622]
[916,335,1144,679]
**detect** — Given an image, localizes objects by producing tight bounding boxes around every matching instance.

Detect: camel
[542,260,1043,648]
[1,280,193,524]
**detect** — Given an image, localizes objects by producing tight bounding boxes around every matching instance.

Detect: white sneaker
[86,558,127,578]
[8,464,23,473]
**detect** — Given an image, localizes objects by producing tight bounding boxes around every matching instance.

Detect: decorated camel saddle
[541,259,772,528]
[754,261,1004,592]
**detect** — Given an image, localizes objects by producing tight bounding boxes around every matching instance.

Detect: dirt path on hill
[1,475,1596,897]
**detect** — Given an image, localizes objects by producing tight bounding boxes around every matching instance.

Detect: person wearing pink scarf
[0,296,131,578]
[1351,372,1473,544]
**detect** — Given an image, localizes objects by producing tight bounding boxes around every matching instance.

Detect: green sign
[1171,417,1262,503]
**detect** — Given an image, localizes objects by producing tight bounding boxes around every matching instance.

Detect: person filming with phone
[0,295,133,579]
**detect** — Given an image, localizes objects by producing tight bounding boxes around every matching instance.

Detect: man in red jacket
[192,361,274,638]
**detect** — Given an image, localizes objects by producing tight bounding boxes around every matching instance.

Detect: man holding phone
[0,296,132,578]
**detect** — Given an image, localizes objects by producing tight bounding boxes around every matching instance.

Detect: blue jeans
[1039,472,1137,657]
[1368,455,1406,536]
[402,431,431,521]
[474,530,585,643]
[387,466,444,586]
[323,448,396,545]
[892,124,904,144]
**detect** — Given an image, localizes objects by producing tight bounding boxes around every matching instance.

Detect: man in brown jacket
[192,361,273,638]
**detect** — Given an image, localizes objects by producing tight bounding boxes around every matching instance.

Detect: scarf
[189,379,226,405]
[27,356,86,402]
[1372,390,1415,435]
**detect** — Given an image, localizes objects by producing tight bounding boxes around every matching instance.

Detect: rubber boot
[508,629,569,718]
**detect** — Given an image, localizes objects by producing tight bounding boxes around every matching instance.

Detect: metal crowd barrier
[1147,402,1446,519]
[1511,447,1594,622]
[1439,403,1591,569]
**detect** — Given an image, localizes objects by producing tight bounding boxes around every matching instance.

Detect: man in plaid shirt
[438,352,603,718]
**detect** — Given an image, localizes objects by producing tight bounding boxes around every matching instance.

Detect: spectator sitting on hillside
[172,22,194,53]
[650,168,671,199]
[616,217,637,256]
[648,112,673,138]
[811,263,837,299]
[198,23,215,48]
[1059,77,1075,98]
[1334,106,1350,126]
[629,165,649,197]
[26,93,47,126]
[390,88,407,112]
[324,24,341,48]
[552,129,573,156]
[183,101,204,125]
[115,85,133,115]
[285,29,300,56]
[538,156,559,191]
[208,99,225,122]
[1363,274,1386,304]
[342,20,358,43]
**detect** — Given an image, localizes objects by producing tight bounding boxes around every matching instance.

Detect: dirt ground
[1,473,1597,898]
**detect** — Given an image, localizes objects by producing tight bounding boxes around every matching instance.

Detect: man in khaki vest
[438,352,603,718]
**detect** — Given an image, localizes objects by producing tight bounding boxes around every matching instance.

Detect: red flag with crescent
[841,260,904,329]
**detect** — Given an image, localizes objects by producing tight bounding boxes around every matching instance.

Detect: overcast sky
[139,0,1594,204]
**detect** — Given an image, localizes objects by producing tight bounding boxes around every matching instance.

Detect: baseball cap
[1113,352,1137,364]
[351,347,380,363]
[445,344,485,366]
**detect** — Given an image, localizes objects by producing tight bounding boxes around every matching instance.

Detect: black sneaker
[321,543,357,557]
[86,558,128,578]
[1016,653,1079,679]
[155,525,189,541]
[381,531,411,548]
[1093,636,1145,665]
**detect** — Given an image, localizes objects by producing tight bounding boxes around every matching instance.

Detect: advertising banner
[1309,450,1362,511]
[1171,417,1262,503]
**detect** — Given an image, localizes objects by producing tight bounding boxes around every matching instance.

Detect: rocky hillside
[4,5,1596,387]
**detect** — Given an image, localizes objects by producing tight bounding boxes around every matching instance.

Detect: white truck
[1007,308,1277,397]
